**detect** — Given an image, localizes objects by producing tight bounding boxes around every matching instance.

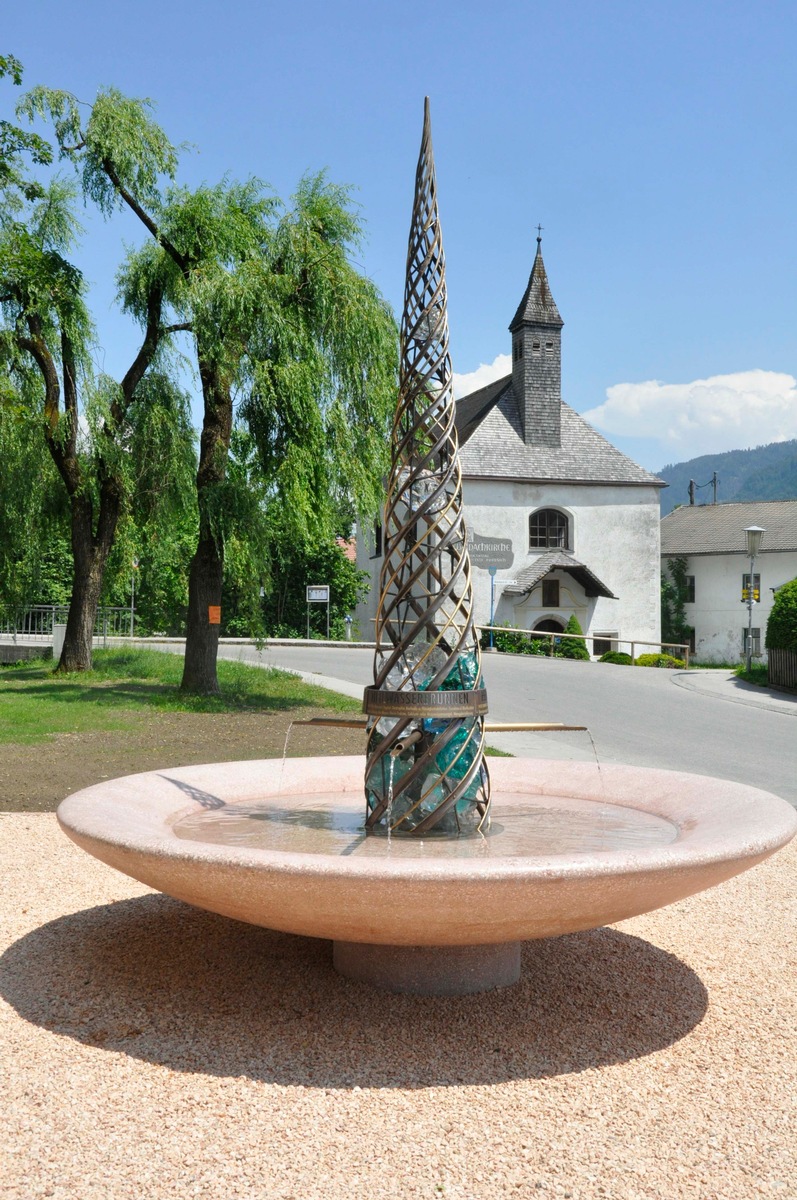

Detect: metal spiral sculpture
[364,98,490,837]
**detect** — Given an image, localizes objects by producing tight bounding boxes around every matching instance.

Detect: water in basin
[172,791,678,858]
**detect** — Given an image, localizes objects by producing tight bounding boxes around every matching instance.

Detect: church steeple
[509,231,564,447]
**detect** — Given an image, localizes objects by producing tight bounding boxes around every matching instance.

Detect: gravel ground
[2,814,795,1200]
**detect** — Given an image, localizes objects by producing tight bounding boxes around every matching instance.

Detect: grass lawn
[0,648,359,746]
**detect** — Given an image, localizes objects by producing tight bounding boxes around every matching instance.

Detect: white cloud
[582,369,797,459]
[453,353,511,399]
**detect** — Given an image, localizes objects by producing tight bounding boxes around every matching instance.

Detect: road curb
[670,670,797,717]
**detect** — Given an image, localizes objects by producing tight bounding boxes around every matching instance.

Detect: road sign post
[306,585,331,640]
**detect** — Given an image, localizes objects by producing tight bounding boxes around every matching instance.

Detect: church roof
[455,375,665,487]
[661,501,797,555]
[503,550,617,599]
[509,240,563,331]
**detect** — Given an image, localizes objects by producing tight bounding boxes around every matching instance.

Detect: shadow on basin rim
[0,893,708,1089]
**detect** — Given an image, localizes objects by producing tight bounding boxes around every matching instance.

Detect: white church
[356,237,665,654]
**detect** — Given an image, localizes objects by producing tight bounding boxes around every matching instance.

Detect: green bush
[635,652,685,669]
[599,650,633,665]
[480,627,549,655]
[766,578,797,652]
[558,614,590,660]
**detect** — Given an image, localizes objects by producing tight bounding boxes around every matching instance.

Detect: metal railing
[478,624,690,668]
[0,605,133,645]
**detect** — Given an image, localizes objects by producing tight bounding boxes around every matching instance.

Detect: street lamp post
[743,526,765,673]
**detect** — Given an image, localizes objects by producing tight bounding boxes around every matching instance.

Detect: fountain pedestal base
[332,940,521,995]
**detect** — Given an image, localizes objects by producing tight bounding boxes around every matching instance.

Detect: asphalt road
[218,643,797,808]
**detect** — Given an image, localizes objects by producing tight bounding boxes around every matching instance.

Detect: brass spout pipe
[391,729,423,757]
[292,718,368,730]
[291,717,587,734]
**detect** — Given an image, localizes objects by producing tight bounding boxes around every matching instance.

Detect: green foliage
[0,385,71,608]
[479,627,549,655]
[599,650,633,665]
[635,653,685,669]
[558,614,590,660]
[236,172,399,535]
[19,86,178,217]
[765,578,797,652]
[0,57,52,209]
[258,529,370,640]
[661,555,691,648]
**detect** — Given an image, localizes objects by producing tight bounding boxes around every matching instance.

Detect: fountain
[57,102,796,995]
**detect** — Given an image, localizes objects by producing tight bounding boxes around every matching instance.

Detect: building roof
[502,550,617,599]
[661,501,797,555]
[509,240,563,331]
[455,375,665,487]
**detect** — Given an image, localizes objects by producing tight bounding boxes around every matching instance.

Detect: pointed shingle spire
[509,232,563,331]
[510,231,564,446]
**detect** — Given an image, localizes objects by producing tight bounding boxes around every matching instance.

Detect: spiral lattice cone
[364,98,490,837]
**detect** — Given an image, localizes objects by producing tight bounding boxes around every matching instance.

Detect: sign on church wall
[467,533,514,570]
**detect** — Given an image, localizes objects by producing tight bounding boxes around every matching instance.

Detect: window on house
[742,573,761,602]
[688,627,696,654]
[541,578,560,607]
[513,338,523,361]
[593,633,616,656]
[529,509,569,550]
[532,340,541,351]
[545,340,554,350]
[685,575,695,603]
[742,627,761,657]
[372,521,383,558]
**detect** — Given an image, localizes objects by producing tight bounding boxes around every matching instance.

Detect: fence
[0,605,133,645]
[768,648,797,690]
[478,624,690,668]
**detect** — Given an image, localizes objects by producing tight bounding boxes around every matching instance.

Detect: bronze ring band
[363,686,489,718]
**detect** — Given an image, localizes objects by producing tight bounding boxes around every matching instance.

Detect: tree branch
[60,329,79,461]
[162,322,193,334]
[117,284,165,422]
[18,320,81,495]
[101,156,189,275]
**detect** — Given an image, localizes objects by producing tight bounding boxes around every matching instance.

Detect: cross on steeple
[536,223,544,246]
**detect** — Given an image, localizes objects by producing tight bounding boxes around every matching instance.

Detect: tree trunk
[57,493,118,672]
[180,359,233,694]
[181,528,223,693]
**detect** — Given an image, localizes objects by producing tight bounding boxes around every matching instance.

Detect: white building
[357,237,665,653]
[661,501,797,663]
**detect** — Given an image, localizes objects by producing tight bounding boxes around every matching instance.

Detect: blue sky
[6,0,797,471]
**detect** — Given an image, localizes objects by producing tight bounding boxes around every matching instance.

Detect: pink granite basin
[57,755,797,949]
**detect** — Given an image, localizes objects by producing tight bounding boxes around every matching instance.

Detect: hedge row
[766,579,797,653]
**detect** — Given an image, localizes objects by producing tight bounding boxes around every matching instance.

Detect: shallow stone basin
[57,756,797,994]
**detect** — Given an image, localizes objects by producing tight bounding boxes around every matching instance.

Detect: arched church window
[529,508,569,550]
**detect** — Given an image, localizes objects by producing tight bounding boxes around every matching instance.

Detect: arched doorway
[533,618,564,633]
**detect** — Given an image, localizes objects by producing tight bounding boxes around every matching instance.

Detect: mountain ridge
[656,439,797,515]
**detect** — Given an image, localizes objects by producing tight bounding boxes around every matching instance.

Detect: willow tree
[25,85,398,692]
[1,66,189,669]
